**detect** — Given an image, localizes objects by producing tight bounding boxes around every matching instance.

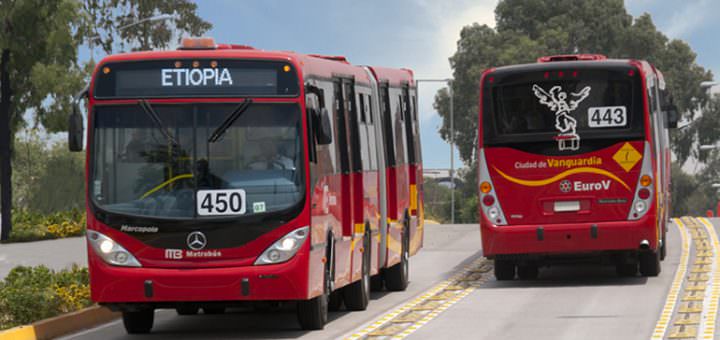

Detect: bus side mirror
[315,108,332,145]
[68,107,84,152]
[68,85,88,152]
[665,104,679,129]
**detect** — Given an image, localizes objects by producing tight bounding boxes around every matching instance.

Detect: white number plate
[554,200,580,212]
[196,189,246,216]
[588,106,627,128]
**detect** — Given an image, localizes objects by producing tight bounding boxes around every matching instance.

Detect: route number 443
[588,106,627,128]
[196,189,246,216]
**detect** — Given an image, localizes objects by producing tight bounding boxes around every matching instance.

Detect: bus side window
[380,84,396,167]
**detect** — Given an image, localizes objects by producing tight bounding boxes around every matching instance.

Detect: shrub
[0,265,90,330]
[6,209,86,243]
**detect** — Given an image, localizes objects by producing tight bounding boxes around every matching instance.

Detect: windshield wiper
[138,99,178,145]
[208,99,253,143]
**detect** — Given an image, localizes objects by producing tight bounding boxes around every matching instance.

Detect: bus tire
[385,222,410,291]
[297,240,332,330]
[175,305,199,315]
[517,263,539,280]
[122,309,154,334]
[494,259,515,281]
[343,231,371,310]
[639,251,661,277]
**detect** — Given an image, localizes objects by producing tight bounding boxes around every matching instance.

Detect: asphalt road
[0,236,86,279]
[64,224,483,340]
[62,220,714,340]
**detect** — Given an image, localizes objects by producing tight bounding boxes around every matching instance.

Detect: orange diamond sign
[613,142,642,172]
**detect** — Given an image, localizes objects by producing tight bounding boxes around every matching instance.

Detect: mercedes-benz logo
[559,180,572,193]
[186,231,207,250]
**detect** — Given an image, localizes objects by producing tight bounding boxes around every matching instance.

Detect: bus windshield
[91,103,304,219]
[483,68,644,153]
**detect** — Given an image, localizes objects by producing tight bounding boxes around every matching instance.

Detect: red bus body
[80,41,423,330]
[477,55,673,279]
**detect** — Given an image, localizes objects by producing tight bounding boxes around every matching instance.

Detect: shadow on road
[482,264,650,289]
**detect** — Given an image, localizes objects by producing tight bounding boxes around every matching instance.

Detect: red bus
[476,54,677,280]
[68,38,424,332]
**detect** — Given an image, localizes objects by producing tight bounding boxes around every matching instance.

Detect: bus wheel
[344,231,371,310]
[494,259,515,281]
[297,242,332,330]
[385,222,410,291]
[122,309,154,334]
[517,263,539,280]
[176,305,199,315]
[639,251,661,277]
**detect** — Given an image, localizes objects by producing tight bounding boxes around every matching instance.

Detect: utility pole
[0,48,11,241]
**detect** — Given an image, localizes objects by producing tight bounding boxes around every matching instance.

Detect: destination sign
[94,59,299,98]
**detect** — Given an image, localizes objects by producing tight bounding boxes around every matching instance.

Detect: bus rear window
[483,68,644,151]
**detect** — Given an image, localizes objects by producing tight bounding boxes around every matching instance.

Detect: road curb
[0,306,119,340]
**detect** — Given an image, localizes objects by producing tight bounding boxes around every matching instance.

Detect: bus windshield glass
[483,68,644,151]
[91,103,304,219]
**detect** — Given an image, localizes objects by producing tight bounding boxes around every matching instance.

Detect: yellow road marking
[344,258,490,340]
[697,218,720,339]
[651,218,690,340]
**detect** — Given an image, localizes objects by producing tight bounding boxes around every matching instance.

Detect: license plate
[554,200,580,212]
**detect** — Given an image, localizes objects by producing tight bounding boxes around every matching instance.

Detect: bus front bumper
[480,213,659,257]
[90,255,312,303]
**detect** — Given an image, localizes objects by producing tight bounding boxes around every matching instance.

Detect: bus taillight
[482,195,495,206]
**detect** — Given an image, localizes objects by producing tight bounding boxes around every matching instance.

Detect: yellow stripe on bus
[493,166,631,191]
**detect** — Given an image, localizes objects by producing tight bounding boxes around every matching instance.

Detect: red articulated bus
[68,38,424,333]
[476,54,677,281]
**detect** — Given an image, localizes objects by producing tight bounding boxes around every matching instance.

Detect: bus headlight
[634,201,647,213]
[255,227,309,265]
[87,230,141,267]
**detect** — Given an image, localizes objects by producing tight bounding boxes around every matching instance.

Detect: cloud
[414,0,497,122]
[664,0,714,38]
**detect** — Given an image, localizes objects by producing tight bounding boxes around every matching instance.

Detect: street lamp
[416,78,455,224]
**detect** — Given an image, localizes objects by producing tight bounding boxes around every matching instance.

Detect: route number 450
[196,189,246,216]
[588,106,627,128]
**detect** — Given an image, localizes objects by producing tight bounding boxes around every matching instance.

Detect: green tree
[0,0,84,240]
[435,0,712,165]
[84,0,212,54]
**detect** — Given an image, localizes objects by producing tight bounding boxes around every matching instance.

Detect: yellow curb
[0,326,35,340]
[423,219,441,225]
[0,306,119,340]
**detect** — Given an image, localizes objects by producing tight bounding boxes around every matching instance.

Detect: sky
[68,0,720,170]
[191,0,720,170]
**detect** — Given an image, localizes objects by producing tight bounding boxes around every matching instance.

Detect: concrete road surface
[62,221,706,340]
[0,236,86,279]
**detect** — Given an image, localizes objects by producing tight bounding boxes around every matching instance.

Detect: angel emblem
[532,84,591,151]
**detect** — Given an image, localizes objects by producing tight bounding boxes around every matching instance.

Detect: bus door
[332,78,354,286]
[402,85,422,253]
[341,78,366,281]
[379,83,398,223]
